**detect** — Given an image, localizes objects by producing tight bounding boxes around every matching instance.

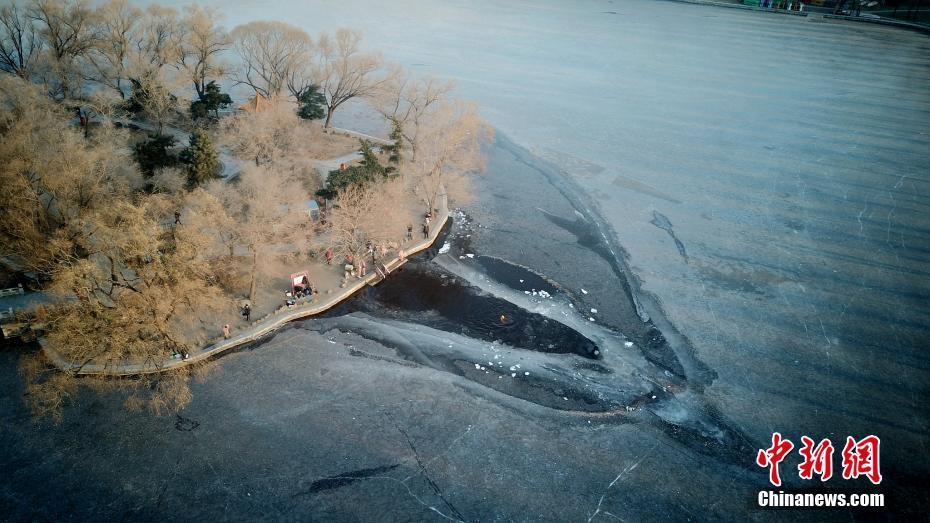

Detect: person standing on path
[406,224,414,241]
[243,303,251,322]
[422,221,430,239]
[174,211,181,225]
[325,247,334,265]
[223,324,230,339]
[360,259,367,277]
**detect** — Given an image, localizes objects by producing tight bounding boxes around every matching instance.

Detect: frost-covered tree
[316,28,392,128]
[230,20,312,98]
[178,4,229,101]
[208,165,310,303]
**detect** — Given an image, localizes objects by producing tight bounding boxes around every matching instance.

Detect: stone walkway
[43,206,450,376]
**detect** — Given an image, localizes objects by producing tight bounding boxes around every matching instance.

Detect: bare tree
[178,4,228,100]
[376,71,455,161]
[27,195,233,418]
[0,74,135,277]
[127,66,181,134]
[87,0,140,98]
[230,20,312,98]
[324,179,408,260]
[28,0,99,98]
[0,1,43,78]
[87,2,183,101]
[316,28,392,128]
[208,165,311,304]
[134,4,183,70]
[220,96,314,170]
[406,99,494,212]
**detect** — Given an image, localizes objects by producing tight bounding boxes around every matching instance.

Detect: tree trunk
[324,108,334,129]
[248,249,258,303]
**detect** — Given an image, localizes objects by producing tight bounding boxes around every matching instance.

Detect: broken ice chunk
[590,308,597,314]
[581,288,588,294]
[624,341,634,348]
[438,242,451,254]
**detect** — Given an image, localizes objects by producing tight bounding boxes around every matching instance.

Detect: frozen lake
[200,0,930,490]
[3,0,929,519]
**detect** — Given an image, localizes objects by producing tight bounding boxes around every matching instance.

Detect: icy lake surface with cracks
[2,0,929,520]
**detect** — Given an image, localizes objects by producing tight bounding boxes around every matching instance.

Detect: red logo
[757,434,881,486]
[756,432,794,487]
[841,435,882,485]
[798,436,834,481]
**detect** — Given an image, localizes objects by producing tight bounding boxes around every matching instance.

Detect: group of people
[212,210,442,352]
[423,212,433,239]
[341,241,392,283]
[285,277,317,308]
[404,211,434,241]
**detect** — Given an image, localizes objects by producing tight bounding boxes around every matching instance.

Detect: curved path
[43,207,450,377]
